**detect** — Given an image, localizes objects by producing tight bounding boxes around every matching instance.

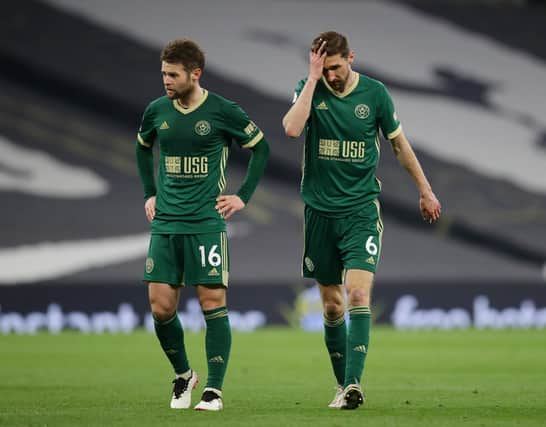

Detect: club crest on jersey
[194,120,211,136]
[354,104,370,119]
[145,257,154,273]
[304,257,315,272]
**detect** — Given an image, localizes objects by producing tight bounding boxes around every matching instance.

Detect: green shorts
[302,200,383,285]
[143,232,229,287]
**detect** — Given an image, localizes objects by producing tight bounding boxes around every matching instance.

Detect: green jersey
[137,90,263,234]
[294,73,401,217]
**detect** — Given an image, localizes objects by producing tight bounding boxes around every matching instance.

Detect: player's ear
[347,51,355,64]
[191,68,202,80]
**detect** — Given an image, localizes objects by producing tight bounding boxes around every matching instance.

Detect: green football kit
[294,73,401,282]
[136,86,269,397]
[136,90,267,287]
[293,71,402,395]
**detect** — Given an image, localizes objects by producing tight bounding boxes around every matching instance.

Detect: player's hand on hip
[144,196,156,222]
[216,195,245,220]
[420,190,441,223]
[309,39,327,82]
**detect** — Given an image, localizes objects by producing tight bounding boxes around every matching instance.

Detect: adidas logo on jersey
[209,355,224,363]
[316,101,328,110]
[159,121,170,130]
[330,352,344,360]
[353,345,367,354]
[366,256,375,265]
[208,267,220,276]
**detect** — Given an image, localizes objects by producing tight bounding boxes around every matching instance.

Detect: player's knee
[347,288,370,307]
[152,308,175,322]
[199,297,224,312]
[323,301,344,320]
[197,286,226,311]
[150,299,176,322]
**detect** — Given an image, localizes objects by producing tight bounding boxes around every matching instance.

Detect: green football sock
[203,306,231,391]
[153,313,190,375]
[344,306,371,388]
[324,314,347,386]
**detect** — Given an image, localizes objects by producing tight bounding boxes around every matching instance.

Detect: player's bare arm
[144,196,156,222]
[282,40,327,138]
[215,195,245,220]
[390,131,442,223]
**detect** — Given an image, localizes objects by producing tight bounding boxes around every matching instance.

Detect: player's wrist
[419,188,434,200]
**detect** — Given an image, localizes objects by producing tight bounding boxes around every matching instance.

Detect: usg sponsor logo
[391,295,546,330]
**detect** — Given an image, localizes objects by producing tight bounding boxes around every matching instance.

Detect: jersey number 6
[365,236,378,256]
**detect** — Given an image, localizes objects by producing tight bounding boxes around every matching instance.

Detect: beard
[328,70,351,92]
[330,79,346,92]
[166,82,193,103]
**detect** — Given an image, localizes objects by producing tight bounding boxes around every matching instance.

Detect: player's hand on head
[215,195,245,220]
[309,39,327,82]
[144,196,156,222]
[420,191,441,224]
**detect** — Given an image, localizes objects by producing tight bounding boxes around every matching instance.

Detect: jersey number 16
[199,245,222,267]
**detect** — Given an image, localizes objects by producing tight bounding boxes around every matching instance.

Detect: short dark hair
[311,31,350,58]
[160,39,205,71]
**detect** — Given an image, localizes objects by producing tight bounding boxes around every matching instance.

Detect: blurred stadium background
[1,0,546,333]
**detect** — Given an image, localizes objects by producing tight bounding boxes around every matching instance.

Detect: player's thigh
[303,206,344,285]
[144,234,184,286]
[183,231,229,287]
[338,201,383,274]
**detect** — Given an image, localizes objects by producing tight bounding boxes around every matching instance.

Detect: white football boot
[170,370,198,409]
[328,385,344,408]
[340,384,365,410]
[194,388,223,411]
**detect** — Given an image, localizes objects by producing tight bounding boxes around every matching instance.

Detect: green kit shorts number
[302,200,383,284]
[144,232,229,287]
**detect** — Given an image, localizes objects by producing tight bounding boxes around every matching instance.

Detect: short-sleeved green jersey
[294,73,401,217]
[137,90,263,234]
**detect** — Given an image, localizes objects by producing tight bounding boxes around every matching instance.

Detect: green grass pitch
[1,327,545,426]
